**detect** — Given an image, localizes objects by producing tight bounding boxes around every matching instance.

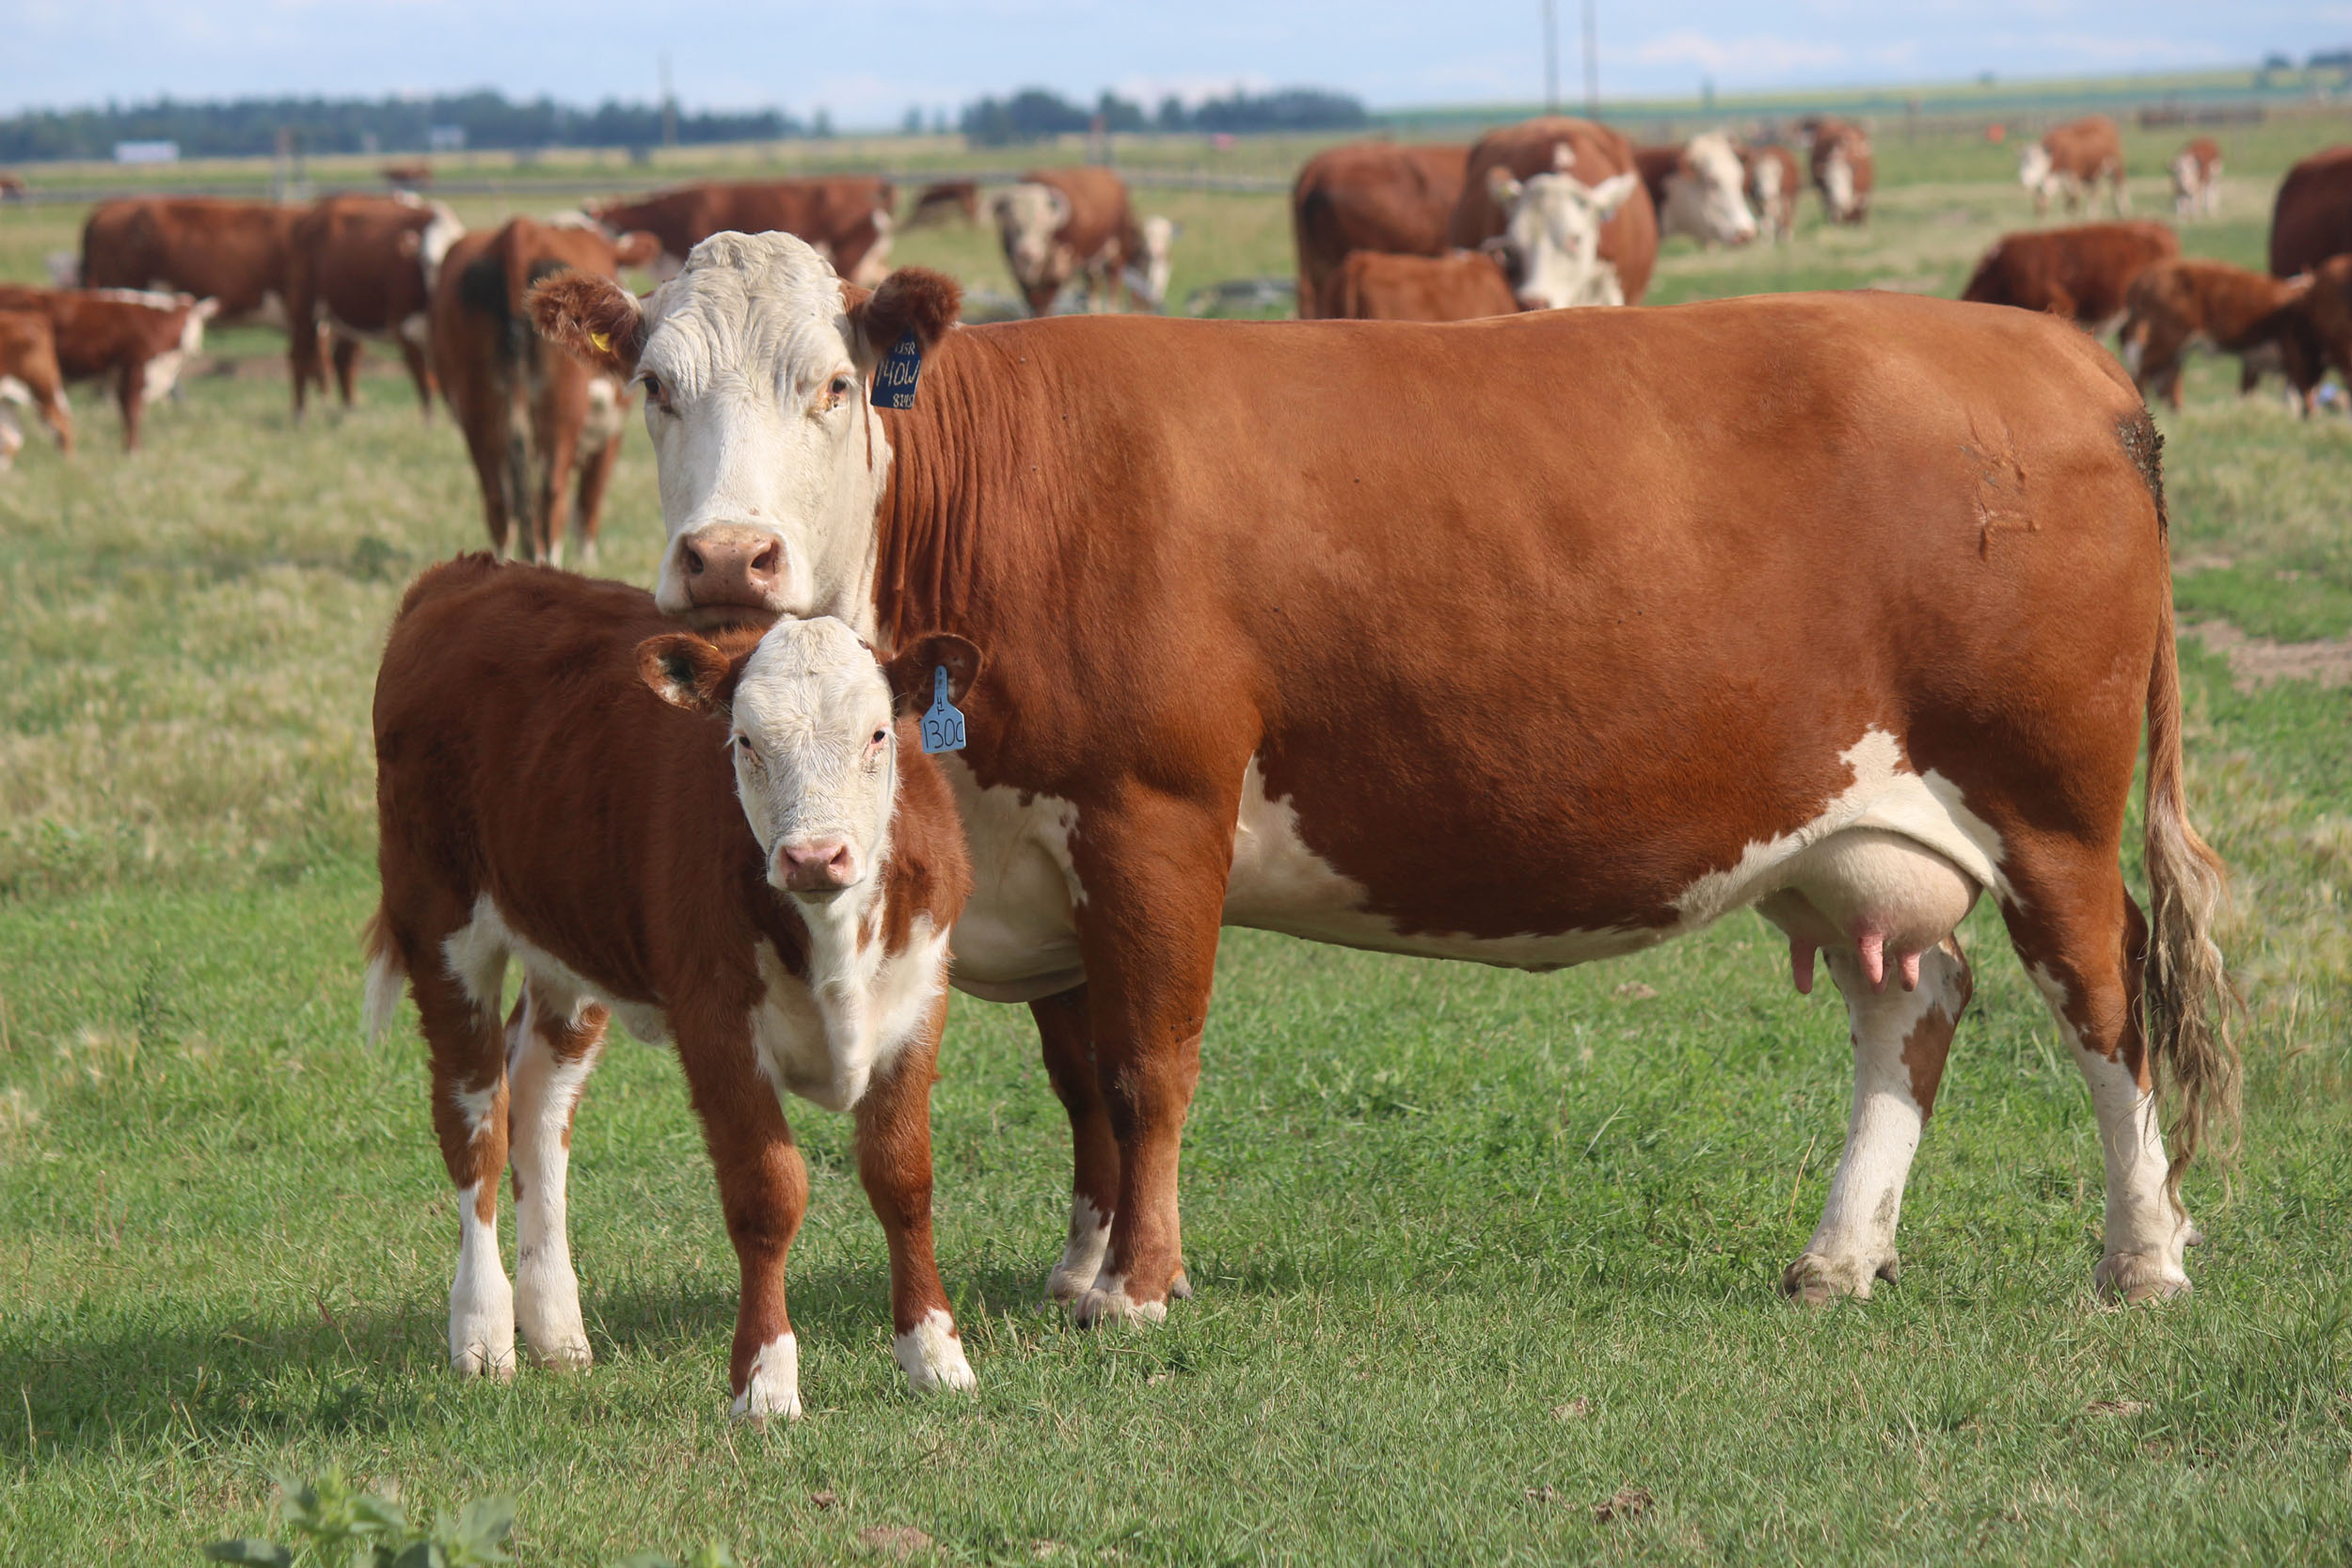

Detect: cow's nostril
[750,544,781,578]
[684,544,707,576]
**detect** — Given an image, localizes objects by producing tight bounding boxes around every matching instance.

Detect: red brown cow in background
[2117,259,2316,411]
[907,181,979,227]
[81,198,306,329]
[1449,117,1659,308]
[991,166,1174,313]
[286,195,464,419]
[0,285,214,451]
[1740,142,1801,245]
[0,309,75,468]
[2284,254,2352,395]
[2269,146,2352,280]
[1961,221,2179,330]
[1807,119,1873,226]
[2171,138,2223,220]
[1318,249,1518,321]
[1291,141,1468,319]
[590,179,897,285]
[2021,116,2128,217]
[430,217,660,564]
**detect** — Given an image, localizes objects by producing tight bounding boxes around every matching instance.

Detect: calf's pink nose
[681,525,785,609]
[777,840,856,891]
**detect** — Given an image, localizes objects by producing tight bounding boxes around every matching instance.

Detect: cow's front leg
[506,980,607,1370]
[1030,985,1119,1302]
[855,998,976,1395]
[1783,937,1972,1304]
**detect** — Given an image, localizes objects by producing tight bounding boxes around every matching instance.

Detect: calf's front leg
[855,997,976,1395]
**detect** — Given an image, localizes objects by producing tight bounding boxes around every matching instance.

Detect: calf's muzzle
[777,839,857,894]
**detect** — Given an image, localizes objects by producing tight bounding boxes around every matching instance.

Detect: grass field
[3,124,2350,1564]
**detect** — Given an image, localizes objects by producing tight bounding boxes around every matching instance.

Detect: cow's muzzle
[676,523,787,612]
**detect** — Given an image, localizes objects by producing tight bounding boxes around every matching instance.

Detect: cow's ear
[850,267,961,366]
[882,632,984,712]
[529,269,645,377]
[612,230,662,270]
[1589,171,1644,220]
[1486,166,1524,207]
[638,632,744,716]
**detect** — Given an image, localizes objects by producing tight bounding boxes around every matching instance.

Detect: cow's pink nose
[680,525,786,610]
[777,840,856,892]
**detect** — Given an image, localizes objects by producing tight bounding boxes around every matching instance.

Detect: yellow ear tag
[588,330,612,353]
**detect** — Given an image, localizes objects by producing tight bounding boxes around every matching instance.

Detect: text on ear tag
[875,328,924,410]
[920,665,966,754]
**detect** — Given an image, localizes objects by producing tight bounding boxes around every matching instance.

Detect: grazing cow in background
[367,558,979,1418]
[534,234,2235,1328]
[1961,221,2179,331]
[2283,254,2352,397]
[1740,142,1801,244]
[991,166,1166,314]
[430,216,660,564]
[0,309,75,468]
[0,285,214,451]
[2021,117,2128,217]
[0,173,24,201]
[1633,133,1758,247]
[81,198,306,331]
[907,181,979,227]
[2118,260,2316,411]
[1807,119,1873,226]
[2171,138,2223,219]
[1318,248,1518,320]
[590,179,897,284]
[2269,146,2352,279]
[383,164,434,191]
[1291,141,1469,318]
[286,194,463,419]
[1449,117,1659,307]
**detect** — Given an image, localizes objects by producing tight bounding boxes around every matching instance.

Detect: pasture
[4,118,2351,1563]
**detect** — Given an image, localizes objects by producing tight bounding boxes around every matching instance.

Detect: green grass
[3,138,2350,1565]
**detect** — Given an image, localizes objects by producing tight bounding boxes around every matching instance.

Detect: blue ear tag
[874,329,924,410]
[919,666,966,754]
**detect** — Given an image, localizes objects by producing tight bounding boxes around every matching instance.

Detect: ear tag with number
[875,328,924,410]
[919,666,966,754]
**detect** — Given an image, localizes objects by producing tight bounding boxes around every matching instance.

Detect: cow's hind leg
[408,911,516,1378]
[1031,985,1119,1302]
[506,974,608,1370]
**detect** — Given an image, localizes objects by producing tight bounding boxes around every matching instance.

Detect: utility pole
[1581,0,1599,117]
[1543,0,1559,114]
[660,54,678,150]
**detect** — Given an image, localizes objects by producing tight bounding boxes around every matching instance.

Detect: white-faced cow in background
[1634,133,1758,247]
[2021,116,2129,218]
[1449,117,1660,306]
[991,167,1166,314]
[2171,138,2223,220]
[1486,158,1647,308]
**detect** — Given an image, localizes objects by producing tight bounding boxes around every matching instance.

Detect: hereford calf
[0,284,213,451]
[1960,221,2179,331]
[0,309,75,468]
[992,166,1159,313]
[368,558,979,1418]
[1740,142,1801,244]
[2021,116,2127,217]
[1292,142,1469,317]
[2118,260,2316,410]
[2171,138,2222,220]
[1319,249,1518,320]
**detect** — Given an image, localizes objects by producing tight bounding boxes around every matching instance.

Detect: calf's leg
[406,935,517,1379]
[855,999,976,1394]
[506,977,608,1370]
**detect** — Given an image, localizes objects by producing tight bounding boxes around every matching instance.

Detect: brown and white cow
[1317,248,1518,321]
[1740,142,1802,245]
[1291,141,1469,319]
[1449,118,1658,309]
[368,557,980,1418]
[1960,221,2180,331]
[591,179,897,286]
[2269,146,2352,280]
[81,198,305,330]
[990,166,1171,314]
[2170,138,2222,220]
[2118,259,2316,411]
[533,233,2237,1330]
[1633,133,1759,247]
[2021,116,2128,217]
[286,194,464,419]
[0,284,214,451]
[430,216,660,564]
[1807,119,1874,226]
[0,309,75,468]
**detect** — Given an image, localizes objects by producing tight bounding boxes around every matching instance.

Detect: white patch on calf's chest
[750,911,947,1114]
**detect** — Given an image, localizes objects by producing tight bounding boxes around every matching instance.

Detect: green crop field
[2,113,2349,1564]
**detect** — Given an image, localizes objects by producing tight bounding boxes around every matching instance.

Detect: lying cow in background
[2171,138,2223,219]
[0,284,214,451]
[1291,141,1469,318]
[368,557,980,1418]
[0,309,75,468]
[2118,259,2316,411]
[2021,116,2128,217]
[1317,249,1518,320]
[1740,142,1801,245]
[1450,117,1658,308]
[591,179,897,285]
[1807,119,1873,225]
[1633,133,1758,247]
[991,167,1168,313]
[287,194,464,420]
[81,198,305,330]
[430,216,659,564]
[1961,221,2179,331]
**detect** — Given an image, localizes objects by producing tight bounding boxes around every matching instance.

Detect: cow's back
[2271,146,2352,278]
[1024,167,1138,263]
[1447,118,1659,303]
[1291,143,1466,317]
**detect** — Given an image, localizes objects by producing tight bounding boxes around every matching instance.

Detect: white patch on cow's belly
[939,755,1088,1003]
[140,351,186,403]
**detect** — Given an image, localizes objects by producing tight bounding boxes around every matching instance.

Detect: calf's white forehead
[736,618,890,746]
[644,231,853,392]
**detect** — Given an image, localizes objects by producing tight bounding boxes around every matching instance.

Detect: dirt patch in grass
[2187,621,2352,691]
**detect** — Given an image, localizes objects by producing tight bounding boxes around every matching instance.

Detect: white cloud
[1631,29,1849,75]
[1113,72,1274,108]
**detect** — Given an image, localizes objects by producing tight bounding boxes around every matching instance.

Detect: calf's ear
[529,270,645,377]
[1486,166,1524,207]
[638,633,744,717]
[882,632,984,711]
[612,230,663,270]
[849,267,962,366]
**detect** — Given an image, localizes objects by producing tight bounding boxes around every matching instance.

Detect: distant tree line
[0,91,806,163]
[959,86,1368,146]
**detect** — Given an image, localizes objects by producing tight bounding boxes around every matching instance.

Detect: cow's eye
[870,729,888,745]
[639,372,673,413]
[733,735,756,761]
[821,372,855,411]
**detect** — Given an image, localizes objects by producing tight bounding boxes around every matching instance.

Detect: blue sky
[3,0,2345,124]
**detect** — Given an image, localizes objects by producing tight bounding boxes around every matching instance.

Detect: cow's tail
[2140,488,2241,1193]
[361,906,408,1045]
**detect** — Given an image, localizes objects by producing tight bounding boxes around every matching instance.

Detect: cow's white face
[1664,134,1757,246]
[993,182,1073,287]
[2018,143,2055,195]
[727,618,900,897]
[630,233,888,626]
[1126,215,1177,309]
[1488,166,1642,310]
[1822,147,1858,217]
[1750,152,1784,206]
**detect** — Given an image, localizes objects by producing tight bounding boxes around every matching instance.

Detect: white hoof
[731,1332,803,1424]
[1044,1199,1112,1304]
[1781,1249,1897,1306]
[449,1258,516,1379]
[2095,1252,2192,1305]
[894,1309,977,1395]
[1072,1277,1168,1328]
[517,1267,593,1370]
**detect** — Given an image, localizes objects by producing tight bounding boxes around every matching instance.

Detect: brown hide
[1961,221,2179,326]
[1319,249,1518,320]
[0,309,75,455]
[592,179,896,277]
[285,196,447,417]
[81,198,302,326]
[2119,259,2316,409]
[0,283,199,451]
[1291,142,1468,318]
[2269,146,2352,278]
[1447,118,1659,303]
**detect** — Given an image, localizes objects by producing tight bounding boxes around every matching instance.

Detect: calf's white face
[1127,215,1177,308]
[1822,147,1858,217]
[2018,143,2055,196]
[1488,164,1643,310]
[1664,134,1757,245]
[993,182,1072,286]
[728,619,903,896]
